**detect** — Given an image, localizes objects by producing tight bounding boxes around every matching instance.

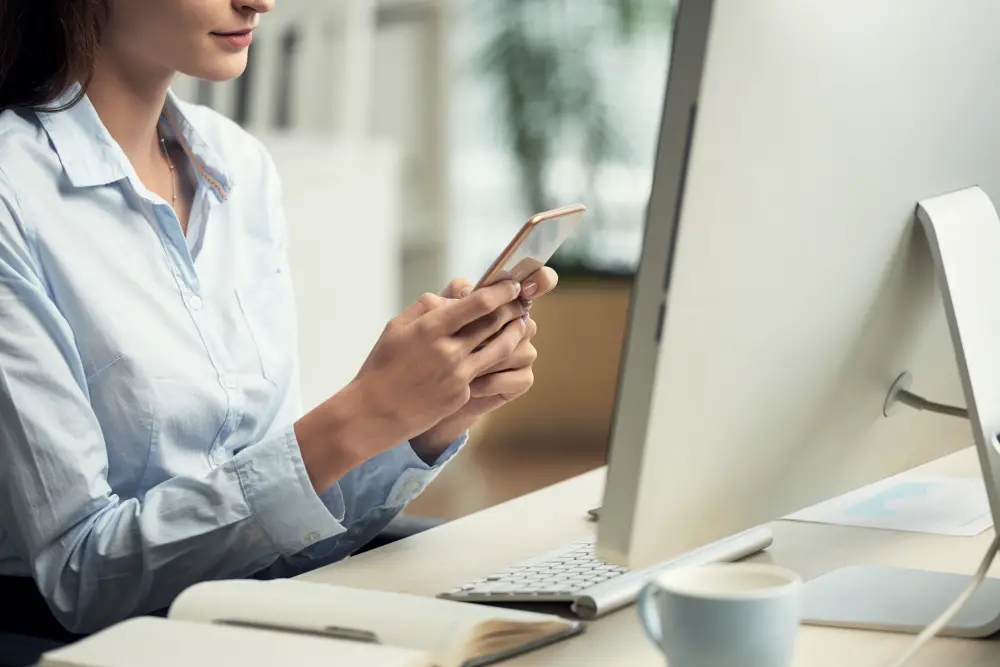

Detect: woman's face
[102,0,275,82]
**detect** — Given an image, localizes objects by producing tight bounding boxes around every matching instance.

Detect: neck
[86,52,175,167]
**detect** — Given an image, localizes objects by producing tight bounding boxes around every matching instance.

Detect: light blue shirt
[0,86,463,633]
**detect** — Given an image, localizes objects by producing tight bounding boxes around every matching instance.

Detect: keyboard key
[476,584,519,594]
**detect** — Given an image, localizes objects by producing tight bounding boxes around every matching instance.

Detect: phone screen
[477,208,584,288]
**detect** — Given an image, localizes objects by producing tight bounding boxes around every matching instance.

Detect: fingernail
[521,281,538,298]
[460,285,472,297]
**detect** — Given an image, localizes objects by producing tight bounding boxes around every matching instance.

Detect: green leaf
[467,0,674,268]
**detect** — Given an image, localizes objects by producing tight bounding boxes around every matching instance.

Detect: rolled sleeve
[385,432,469,508]
[234,424,347,555]
[252,431,470,578]
[410,431,467,468]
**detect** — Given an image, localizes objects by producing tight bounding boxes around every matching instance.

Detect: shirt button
[188,295,203,311]
[305,532,320,542]
[211,449,226,464]
[405,480,423,494]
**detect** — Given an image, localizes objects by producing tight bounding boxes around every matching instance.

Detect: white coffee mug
[636,562,803,667]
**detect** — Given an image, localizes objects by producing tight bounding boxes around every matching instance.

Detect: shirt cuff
[385,431,468,508]
[234,424,346,556]
[409,431,467,468]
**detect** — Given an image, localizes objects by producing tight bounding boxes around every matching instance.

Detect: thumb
[442,278,474,299]
[394,292,448,326]
[393,300,430,327]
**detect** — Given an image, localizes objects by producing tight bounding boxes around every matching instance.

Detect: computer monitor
[596,0,1000,630]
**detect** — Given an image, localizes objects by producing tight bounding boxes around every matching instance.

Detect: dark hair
[0,0,109,111]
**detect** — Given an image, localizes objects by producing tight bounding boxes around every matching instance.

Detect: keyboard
[444,538,624,598]
[439,525,774,619]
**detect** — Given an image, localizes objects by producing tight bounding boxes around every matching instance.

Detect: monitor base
[802,565,1000,638]
[801,187,1000,640]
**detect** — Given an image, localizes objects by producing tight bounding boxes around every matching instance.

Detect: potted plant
[472,0,675,279]
[458,0,676,462]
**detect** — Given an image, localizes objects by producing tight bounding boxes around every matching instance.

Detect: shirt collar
[35,83,233,200]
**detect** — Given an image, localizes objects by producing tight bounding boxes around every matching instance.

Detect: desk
[299,448,1000,666]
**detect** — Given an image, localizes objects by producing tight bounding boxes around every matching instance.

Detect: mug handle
[635,581,663,647]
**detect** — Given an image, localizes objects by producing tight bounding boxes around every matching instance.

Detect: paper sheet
[784,474,994,536]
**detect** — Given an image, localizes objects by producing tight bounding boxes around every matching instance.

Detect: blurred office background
[171,0,673,519]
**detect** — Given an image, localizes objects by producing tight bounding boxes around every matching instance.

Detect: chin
[187,55,250,83]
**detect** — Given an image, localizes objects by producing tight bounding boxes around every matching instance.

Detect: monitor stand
[800,185,1000,638]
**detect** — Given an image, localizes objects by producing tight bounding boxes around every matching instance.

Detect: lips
[211,29,254,48]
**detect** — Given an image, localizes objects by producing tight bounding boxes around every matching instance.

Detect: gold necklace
[158,131,178,209]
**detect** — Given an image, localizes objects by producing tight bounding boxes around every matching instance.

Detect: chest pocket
[234,267,295,386]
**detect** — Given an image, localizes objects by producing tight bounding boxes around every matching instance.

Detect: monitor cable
[892,389,968,419]
[883,371,967,420]
[885,533,1000,667]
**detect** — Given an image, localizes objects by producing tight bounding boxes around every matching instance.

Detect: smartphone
[474,203,586,290]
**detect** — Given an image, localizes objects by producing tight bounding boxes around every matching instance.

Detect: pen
[214,618,382,644]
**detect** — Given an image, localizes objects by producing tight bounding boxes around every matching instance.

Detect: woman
[0,0,557,639]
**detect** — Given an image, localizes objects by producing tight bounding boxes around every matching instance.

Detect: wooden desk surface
[299,448,1000,666]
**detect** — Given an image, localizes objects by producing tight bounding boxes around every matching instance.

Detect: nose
[234,0,274,14]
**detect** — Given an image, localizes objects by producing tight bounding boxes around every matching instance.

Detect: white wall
[256,135,401,411]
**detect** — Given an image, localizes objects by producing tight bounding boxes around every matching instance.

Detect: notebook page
[40,616,429,667]
[169,579,573,657]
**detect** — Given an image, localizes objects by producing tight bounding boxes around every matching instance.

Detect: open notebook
[38,579,584,667]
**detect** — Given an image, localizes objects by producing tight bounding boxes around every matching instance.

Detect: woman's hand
[295,280,527,491]
[354,279,531,438]
[438,267,559,305]
[410,267,558,459]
